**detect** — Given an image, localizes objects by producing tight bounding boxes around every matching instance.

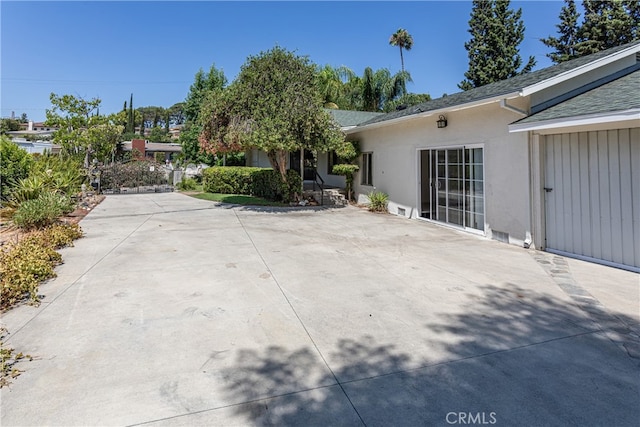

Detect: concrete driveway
[1,192,638,426]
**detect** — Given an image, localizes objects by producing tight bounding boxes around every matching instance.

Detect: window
[327,151,340,175]
[361,152,373,186]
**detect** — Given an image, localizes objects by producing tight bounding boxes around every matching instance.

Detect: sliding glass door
[420,147,484,231]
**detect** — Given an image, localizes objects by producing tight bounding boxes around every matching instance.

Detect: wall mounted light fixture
[437,115,448,128]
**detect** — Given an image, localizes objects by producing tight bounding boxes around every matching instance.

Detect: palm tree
[389,28,414,73]
[316,65,355,109]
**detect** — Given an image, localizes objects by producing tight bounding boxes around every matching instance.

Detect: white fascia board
[508,108,640,133]
[345,91,521,135]
[520,44,640,97]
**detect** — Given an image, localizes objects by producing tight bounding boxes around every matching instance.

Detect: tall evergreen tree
[541,0,582,63]
[128,93,134,134]
[579,0,639,55]
[542,0,639,63]
[459,0,536,91]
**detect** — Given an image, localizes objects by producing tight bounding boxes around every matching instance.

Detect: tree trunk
[267,149,297,202]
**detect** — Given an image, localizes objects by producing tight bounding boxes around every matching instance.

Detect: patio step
[302,188,348,206]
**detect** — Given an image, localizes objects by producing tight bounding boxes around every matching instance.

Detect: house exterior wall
[316,152,346,188]
[246,149,273,168]
[349,100,533,246]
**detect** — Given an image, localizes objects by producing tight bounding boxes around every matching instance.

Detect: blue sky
[2,1,566,121]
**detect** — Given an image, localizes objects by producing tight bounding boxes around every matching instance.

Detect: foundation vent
[397,207,406,216]
[492,230,510,244]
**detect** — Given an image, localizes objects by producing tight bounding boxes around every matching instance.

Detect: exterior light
[437,115,448,128]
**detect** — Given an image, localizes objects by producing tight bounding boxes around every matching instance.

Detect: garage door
[544,128,640,271]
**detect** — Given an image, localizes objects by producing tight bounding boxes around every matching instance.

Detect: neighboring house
[345,41,640,272]
[12,138,61,155]
[245,109,382,188]
[121,139,182,162]
[7,121,58,141]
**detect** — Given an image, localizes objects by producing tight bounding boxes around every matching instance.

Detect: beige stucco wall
[316,152,347,188]
[349,99,533,245]
[246,149,274,168]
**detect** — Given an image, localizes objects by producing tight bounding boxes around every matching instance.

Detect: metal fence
[95,161,174,194]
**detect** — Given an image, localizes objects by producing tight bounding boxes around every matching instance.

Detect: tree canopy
[198,46,344,186]
[459,0,536,90]
[179,64,228,164]
[45,93,124,166]
[542,0,640,63]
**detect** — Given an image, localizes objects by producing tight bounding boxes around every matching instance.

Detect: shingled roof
[356,40,640,128]
[326,109,383,128]
[513,69,640,124]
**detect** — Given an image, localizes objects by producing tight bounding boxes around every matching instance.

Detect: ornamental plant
[368,190,389,213]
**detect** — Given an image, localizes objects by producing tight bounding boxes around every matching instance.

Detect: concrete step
[302,188,348,206]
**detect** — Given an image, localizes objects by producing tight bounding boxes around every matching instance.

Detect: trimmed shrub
[203,166,260,194]
[332,164,359,202]
[202,167,301,203]
[0,224,82,310]
[12,192,74,230]
[368,191,389,213]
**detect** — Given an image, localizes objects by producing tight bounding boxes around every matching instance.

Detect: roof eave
[520,43,640,97]
[346,91,521,134]
[508,108,640,133]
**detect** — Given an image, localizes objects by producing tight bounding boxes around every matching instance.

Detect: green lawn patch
[191,192,288,207]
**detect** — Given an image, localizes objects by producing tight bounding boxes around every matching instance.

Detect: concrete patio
[1,192,638,426]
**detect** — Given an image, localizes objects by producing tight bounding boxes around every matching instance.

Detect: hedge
[202,167,301,203]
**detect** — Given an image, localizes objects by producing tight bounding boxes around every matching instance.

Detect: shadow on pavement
[218,285,639,426]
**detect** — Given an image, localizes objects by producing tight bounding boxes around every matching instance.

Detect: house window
[328,151,339,175]
[361,152,373,186]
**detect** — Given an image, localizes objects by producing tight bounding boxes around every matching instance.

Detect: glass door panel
[419,147,483,231]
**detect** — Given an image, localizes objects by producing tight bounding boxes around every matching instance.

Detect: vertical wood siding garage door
[544,128,640,271]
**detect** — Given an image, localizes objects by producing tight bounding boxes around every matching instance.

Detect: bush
[0,137,33,201]
[12,192,74,230]
[368,191,389,213]
[202,167,301,203]
[0,224,82,310]
[251,169,301,203]
[203,166,259,194]
[177,176,198,191]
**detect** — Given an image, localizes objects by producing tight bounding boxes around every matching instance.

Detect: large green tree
[198,46,344,189]
[179,65,227,164]
[459,0,536,91]
[45,93,124,166]
[542,0,639,63]
[389,28,414,73]
[541,0,582,63]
